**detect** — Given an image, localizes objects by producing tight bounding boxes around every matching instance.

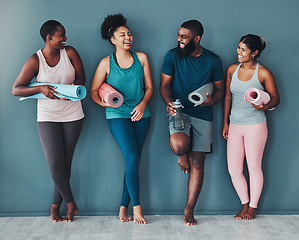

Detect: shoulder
[25,53,39,71]
[64,46,79,57]
[258,63,274,79]
[97,55,110,69]
[202,48,222,68]
[135,52,148,63]
[163,48,177,62]
[100,55,110,64]
[202,47,219,59]
[227,63,239,74]
[168,48,177,55]
[29,52,39,63]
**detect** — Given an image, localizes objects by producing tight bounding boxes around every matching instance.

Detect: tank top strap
[60,48,68,62]
[253,62,259,77]
[109,53,118,69]
[232,63,242,80]
[36,49,47,66]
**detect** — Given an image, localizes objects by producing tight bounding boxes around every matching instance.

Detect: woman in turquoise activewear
[90,14,153,224]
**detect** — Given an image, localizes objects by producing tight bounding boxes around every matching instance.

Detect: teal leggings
[107,117,151,207]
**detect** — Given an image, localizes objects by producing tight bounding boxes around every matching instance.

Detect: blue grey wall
[1,0,298,216]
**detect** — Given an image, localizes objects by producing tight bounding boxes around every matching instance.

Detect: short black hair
[101,14,128,42]
[181,20,204,37]
[240,34,266,58]
[40,20,62,42]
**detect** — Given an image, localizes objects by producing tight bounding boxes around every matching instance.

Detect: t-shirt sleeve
[211,56,224,82]
[161,50,174,76]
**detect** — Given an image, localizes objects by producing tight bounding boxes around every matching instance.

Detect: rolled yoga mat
[244,87,274,110]
[188,82,214,106]
[98,83,124,108]
[19,83,87,101]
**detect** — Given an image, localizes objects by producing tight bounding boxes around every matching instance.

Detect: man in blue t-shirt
[160,19,224,226]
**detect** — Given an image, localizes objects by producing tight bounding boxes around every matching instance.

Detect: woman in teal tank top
[90,14,153,224]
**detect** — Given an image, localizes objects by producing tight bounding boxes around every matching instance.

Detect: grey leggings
[37,119,83,205]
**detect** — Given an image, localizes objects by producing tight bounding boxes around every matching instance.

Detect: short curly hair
[40,20,62,42]
[101,14,128,41]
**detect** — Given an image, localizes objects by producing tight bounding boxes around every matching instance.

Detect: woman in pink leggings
[223,34,280,220]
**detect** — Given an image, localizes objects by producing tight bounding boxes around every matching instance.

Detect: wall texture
[1,0,298,216]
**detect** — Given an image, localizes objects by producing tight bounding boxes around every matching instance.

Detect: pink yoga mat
[244,87,274,110]
[98,83,124,108]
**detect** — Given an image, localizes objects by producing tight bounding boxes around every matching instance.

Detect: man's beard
[177,38,196,57]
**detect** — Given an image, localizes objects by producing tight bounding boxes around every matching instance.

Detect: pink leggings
[227,121,267,208]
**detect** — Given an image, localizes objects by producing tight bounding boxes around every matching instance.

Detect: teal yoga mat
[19,83,87,101]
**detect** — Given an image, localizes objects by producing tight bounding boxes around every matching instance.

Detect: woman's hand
[39,85,60,99]
[131,102,146,121]
[100,98,110,107]
[222,123,229,140]
[251,102,268,111]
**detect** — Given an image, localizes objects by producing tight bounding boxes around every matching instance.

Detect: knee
[125,153,140,169]
[170,139,189,156]
[227,165,244,181]
[248,164,263,176]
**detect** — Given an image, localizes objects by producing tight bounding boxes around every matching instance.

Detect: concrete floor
[0,215,298,240]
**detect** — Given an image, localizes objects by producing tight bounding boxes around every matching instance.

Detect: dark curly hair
[101,14,128,42]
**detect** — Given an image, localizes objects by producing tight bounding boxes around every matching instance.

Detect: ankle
[52,204,60,208]
[133,205,143,214]
[66,201,77,210]
[184,206,194,213]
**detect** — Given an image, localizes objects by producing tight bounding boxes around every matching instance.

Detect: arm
[160,73,177,116]
[222,65,235,140]
[12,54,59,99]
[65,46,86,86]
[90,56,110,107]
[253,66,280,110]
[131,52,154,121]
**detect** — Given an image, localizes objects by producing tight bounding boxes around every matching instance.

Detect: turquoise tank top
[106,52,151,119]
[230,63,266,125]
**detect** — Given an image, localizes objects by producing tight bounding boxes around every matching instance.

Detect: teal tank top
[230,63,266,125]
[106,52,151,119]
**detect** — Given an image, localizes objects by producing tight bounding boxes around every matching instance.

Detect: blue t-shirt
[162,47,223,121]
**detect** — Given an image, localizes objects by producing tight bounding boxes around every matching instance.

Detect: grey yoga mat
[188,82,214,106]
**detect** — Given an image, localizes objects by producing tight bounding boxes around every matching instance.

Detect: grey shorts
[168,113,213,153]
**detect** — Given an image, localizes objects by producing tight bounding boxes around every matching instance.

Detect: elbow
[275,96,280,107]
[12,86,18,96]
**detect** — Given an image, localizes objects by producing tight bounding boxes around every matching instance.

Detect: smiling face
[49,25,67,49]
[110,26,133,50]
[237,42,258,63]
[177,27,196,57]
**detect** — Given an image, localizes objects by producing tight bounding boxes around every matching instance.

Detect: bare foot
[234,203,249,220]
[119,206,132,222]
[64,201,78,222]
[184,207,197,226]
[133,205,147,224]
[178,154,190,174]
[50,204,63,222]
[242,206,256,220]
